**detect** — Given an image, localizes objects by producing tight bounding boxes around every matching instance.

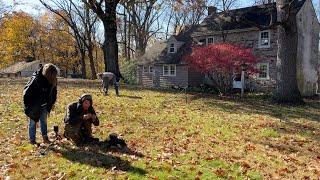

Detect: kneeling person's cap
[80,94,92,102]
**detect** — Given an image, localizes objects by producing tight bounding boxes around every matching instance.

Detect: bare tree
[82,0,121,77]
[253,0,275,5]
[71,1,99,79]
[39,0,88,78]
[206,0,240,42]
[0,0,11,21]
[169,0,208,34]
[117,2,135,60]
[213,0,239,11]
[122,0,163,57]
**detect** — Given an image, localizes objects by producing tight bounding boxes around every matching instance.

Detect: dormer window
[169,43,175,53]
[259,30,270,48]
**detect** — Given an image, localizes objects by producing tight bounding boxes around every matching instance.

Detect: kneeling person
[64,94,99,144]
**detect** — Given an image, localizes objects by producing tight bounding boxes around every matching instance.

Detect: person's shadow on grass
[55,144,146,175]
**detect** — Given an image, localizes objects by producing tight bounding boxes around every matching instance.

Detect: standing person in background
[23,63,58,145]
[97,72,122,96]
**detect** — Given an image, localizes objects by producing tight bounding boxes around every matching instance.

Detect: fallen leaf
[215,168,225,177]
[205,157,214,161]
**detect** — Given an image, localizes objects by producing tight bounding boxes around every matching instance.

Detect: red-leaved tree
[184,43,259,92]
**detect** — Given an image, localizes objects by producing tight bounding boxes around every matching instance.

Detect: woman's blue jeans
[28,106,48,141]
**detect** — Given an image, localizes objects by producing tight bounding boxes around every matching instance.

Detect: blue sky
[5,0,320,16]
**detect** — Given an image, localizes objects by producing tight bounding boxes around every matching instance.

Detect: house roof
[139,26,198,65]
[138,41,167,65]
[200,0,306,32]
[161,25,198,64]
[172,25,197,42]
[0,60,40,74]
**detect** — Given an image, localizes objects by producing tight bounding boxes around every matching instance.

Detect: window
[259,30,270,48]
[143,66,148,73]
[163,65,169,75]
[169,43,175,53]
[163,65,176,76]
[257,63,269,79]
[149,66,153,73]
[199,39,206,45]
[207,37,214,44]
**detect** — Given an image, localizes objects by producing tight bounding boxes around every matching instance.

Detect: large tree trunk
[103,20,120,76]
[274,0,302,104]
[82,0,121,77]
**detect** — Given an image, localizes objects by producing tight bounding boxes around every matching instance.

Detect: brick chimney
[208,6,217,16]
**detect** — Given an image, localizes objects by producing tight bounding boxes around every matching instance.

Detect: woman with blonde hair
[23,63,58,144]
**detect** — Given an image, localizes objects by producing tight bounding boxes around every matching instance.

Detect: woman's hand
[83,114,92,120]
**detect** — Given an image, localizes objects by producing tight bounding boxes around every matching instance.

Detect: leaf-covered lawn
[0,81,319,179]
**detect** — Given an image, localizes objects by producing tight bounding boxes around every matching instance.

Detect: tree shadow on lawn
[189,93,320,122]
[272,120,320,143]
[251,121,320,157]
[54,143,146,175]
[118,95,143,99]
[190,93,320,143]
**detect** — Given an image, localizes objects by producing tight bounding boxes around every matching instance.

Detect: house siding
[296,0,320,96]
[155,65,188,88]
[188,68,203,87]
[138,65,154,87]
[138,64,202,88]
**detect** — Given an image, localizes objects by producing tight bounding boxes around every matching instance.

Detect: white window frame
[163,65,176,76]
[259,30,271,48]
[257,62,270,80]
[169,43,175,53]
[149,66,153,73]
[207,36,214,44]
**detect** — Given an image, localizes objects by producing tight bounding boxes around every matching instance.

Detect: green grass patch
[259,128,280,138]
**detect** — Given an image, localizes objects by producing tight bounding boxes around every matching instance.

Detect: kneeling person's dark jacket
[64,101,99,126]
[63,96,99,143]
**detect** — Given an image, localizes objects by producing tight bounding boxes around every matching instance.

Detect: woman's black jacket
[23,67,57,121]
